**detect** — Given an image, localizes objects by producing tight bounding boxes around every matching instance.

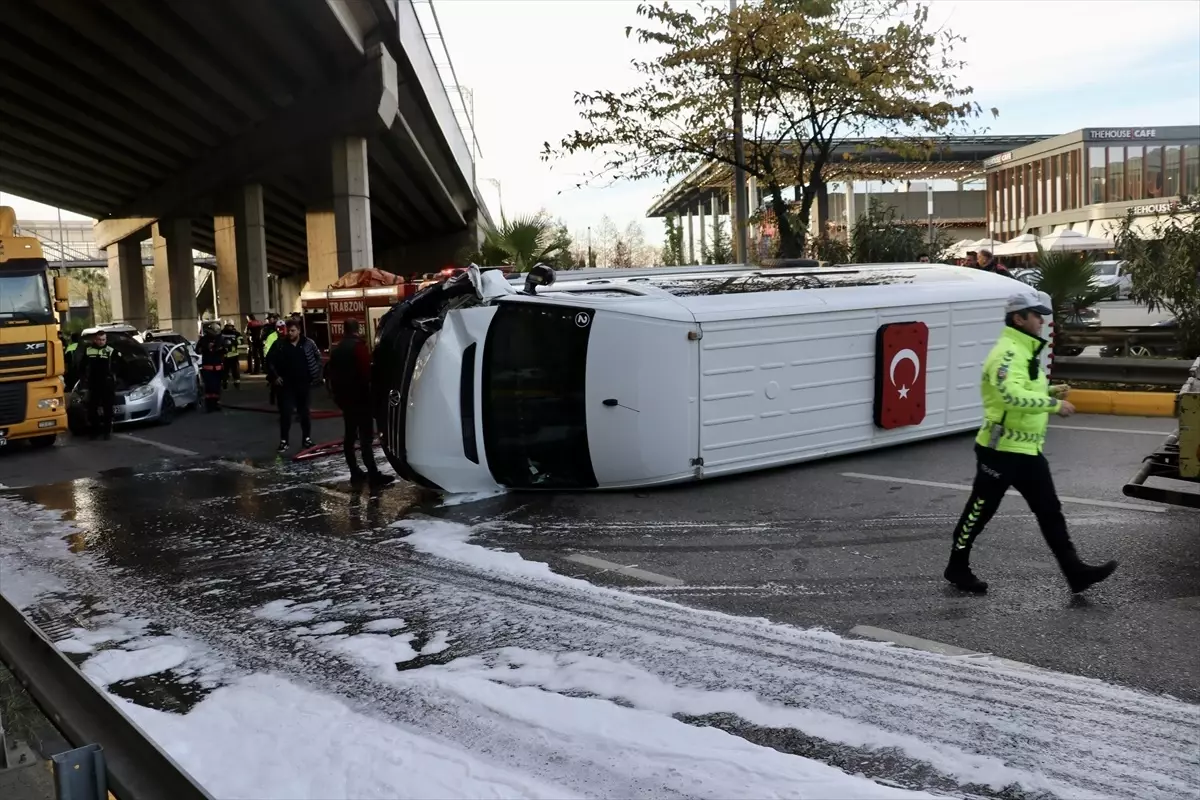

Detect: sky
[4,0,1199,244]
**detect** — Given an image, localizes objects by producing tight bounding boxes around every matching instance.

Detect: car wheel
[159,394,176,425]
[29,434,56,449]
[1128,344,1153,358]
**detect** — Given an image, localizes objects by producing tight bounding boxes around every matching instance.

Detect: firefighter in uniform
[944,288,1118,595]
[196,321,228,411]
[83,330,116,440]
[221,321,244,390]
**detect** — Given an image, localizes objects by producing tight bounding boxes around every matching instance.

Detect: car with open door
[67,340,198,433]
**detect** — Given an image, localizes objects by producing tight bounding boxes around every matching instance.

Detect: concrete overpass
[0,0,490,337]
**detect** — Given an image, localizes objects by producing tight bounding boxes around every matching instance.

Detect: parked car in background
[1100,318,1181,358]
[67,340,199,433]
[142,329,201,369]
[1091,260,1132,300]
[1012,267,1037,287]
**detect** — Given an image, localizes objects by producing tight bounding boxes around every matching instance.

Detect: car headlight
[37,398,62,410]
[126,385,155,402]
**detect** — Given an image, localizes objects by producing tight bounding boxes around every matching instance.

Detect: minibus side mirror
[523,264,556,295]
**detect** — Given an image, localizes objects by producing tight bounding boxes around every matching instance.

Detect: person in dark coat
[196,322,228,411]
[328,318,394,485]
[245,314,265,375]
[266,318,321,453]
[976,249,1014,278]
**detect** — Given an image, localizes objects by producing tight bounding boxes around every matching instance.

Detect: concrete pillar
[844,181,856,241]
[213,215,240,321]
[332,136,373,275]
[305,209,338,291]
[235,184,270,320]
[152,219,198,339]
[698,199,707,264]
[104,237,146,328]
[815,182,830,238]
[686,207,695,265]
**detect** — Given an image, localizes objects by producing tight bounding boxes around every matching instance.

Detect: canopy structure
[328,268,406,289]
[645,135,1049,218]
[992,233,1040,257]
[1037,230,1114,252]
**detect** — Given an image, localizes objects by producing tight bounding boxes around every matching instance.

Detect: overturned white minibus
[371,263,1041,494]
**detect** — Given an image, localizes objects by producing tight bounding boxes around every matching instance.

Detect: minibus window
[482,303,598,489]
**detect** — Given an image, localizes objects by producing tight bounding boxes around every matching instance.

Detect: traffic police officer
[63,332,82,391]
[82,330,115,440]
[944,288,1118,595]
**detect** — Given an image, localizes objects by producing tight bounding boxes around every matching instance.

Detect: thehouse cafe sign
[1086,128,1159,140]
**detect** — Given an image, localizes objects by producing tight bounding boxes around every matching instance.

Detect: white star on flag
[897,385,910,399]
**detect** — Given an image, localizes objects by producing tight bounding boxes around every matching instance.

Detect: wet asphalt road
[2,440,1197,799]
[474,414,1200,702]
[1,403,1196,704]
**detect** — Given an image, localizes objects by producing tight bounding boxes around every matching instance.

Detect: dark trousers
[249,342,264,374]
[222,357,241,389]
[201,366,223,411]
[951,444,1072,557]
[278,385,311,442]
[342,405,378,475]
[86,388,114,436]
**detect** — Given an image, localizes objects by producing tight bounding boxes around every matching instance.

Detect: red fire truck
[299,268,417,355]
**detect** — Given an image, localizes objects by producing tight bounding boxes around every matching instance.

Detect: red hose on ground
[292,434,382,462]
[221,401,342,420]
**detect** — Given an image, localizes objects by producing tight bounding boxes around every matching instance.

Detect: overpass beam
[332,135,374,275]
[104,238,146,329]
[152,219,199,340]
[234,184,270,320]
[213,215,240,322]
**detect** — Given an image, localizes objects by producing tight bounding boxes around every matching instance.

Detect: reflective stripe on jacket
[263,331,278,354]
[975,326,1060,455]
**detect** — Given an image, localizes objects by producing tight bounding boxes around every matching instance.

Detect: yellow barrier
[1068,389,1176,417]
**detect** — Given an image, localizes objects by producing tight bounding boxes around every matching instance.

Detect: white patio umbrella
[948,238,979,258]
[992,233,1040,257]
[1036,229,1114,252]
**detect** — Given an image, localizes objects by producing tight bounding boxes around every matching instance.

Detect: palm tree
[1026,248,1116,363]
[1028,248,1116,325]
[481,214,565,270]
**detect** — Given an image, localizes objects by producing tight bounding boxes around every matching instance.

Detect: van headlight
[126,385,154,402]
[37,398,62,410]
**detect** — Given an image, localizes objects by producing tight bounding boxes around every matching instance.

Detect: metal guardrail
[0,595,214,800]
[1056,325,1179,348]
[1052,356,1195,385]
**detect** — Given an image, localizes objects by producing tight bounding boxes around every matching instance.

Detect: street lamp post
[487,178,504,220]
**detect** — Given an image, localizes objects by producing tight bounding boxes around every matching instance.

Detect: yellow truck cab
[0,206,70,448]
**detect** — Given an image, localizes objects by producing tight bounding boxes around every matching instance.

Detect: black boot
[1055,544,1118,594]
[944,549,988,594]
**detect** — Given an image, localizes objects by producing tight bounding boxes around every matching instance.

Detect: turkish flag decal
[874,322,929,429]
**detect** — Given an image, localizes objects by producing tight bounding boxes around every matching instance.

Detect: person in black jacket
[328,318,394,486]
[266,318,320,453]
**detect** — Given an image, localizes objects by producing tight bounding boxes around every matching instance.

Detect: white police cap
[1005,288,1052,316]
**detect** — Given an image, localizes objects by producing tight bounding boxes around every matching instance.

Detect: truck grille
[0,382,27,426]
[0,341,49,382]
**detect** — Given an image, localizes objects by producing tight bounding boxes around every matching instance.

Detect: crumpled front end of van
[372,267,511,494]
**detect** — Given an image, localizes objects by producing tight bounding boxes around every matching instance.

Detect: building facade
[984,125,1200,241]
